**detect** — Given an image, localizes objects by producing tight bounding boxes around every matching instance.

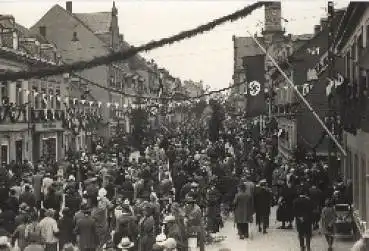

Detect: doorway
[15,140,22,164]
[0,145,8,165]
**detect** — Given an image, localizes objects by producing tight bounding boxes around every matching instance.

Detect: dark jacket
[74,214,99,249]
[64,193,82,215]
[58,216,75,248]
[19,191,36,209]
[254,186,272,217]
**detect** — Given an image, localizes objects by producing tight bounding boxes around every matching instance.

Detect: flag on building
[242,55,266,118]
[326,78,334,97]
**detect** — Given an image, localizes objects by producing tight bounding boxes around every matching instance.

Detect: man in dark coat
[74,205,99,251]
[19,184,36,209]
[254,179,272,233]
[293,189,314,251]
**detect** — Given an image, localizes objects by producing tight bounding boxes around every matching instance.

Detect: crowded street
[208,207,354,250]
[1,0,369,250]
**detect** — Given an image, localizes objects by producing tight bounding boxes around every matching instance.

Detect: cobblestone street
[206,207,355,251]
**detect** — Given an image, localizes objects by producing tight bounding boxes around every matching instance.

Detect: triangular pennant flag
[335,73,344,88]
[81,100,86,105]
[57,96,61,102]
[302,83,310,96]
[114,103,119,108]
[25,90,30,95]
[33,91,38,97]
[106,102,111,108]
[89,101,94,106]
[326,78,334,96]
[17,88,22,93]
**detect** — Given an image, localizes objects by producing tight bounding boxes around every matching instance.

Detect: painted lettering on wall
[42,123,57,129]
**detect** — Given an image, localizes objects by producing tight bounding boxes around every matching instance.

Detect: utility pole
[327,1,336,182]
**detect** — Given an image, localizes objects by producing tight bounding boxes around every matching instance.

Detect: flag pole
[247,31,347,157]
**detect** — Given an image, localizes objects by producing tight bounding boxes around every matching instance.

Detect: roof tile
[74,12,112,34]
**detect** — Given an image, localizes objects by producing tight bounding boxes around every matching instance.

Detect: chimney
[320,18,328,29]
[39,26,46,37]
[314,25,321,35]
[66,1,72,13]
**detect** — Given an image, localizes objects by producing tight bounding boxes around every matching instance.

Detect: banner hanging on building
[242,55,267,117]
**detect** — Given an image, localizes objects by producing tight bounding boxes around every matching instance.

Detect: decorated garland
[0,2,266,82]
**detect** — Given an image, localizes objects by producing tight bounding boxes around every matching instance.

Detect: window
[346,52,351,80]
[16,82,22,106]
[41,87,47,109]
[48,88,54,109]
[32,86,39,109]
[354,154,359,210]
[360,157,366,220]
[366,25,369,48]
[358,33,364,57]
[0,82,8,105]
[352,42,357,84]
[55,89,61,109]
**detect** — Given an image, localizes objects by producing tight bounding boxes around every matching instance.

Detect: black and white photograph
[0,0,366,250]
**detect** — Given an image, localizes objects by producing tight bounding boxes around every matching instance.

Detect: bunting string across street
[0,1,365,251]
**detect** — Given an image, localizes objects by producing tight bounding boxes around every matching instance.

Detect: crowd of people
[0,114,359,251]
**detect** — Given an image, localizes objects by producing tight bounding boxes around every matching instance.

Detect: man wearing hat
[254,179,272,234]
[117,237,134,251]
[184,195,204,251]
[163,215,187,251]
[74,205,99,251]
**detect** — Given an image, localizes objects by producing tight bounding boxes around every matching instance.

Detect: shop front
[32,121,64,162]
[0,123,32,164]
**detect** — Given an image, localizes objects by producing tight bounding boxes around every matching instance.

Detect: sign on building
[307,68,318,81]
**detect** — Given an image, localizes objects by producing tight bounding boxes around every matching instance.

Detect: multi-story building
[332,1,369,236]
[261,2,312,160]
[232,1,311,129]
[0,14,90,162]
[274,11,344,162]
[30,1,150,141]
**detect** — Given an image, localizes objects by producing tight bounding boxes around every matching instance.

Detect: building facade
[30,2,152,141]
[333,2,369,235]
[0,15,90,162]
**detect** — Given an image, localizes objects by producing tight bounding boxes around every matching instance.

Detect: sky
[0,0,351,90]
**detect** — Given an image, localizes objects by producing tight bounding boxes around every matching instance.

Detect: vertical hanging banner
[242,55,267,118]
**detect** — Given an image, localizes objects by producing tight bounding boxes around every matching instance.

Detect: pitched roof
[74,12,112,34]
[74,10,149,70]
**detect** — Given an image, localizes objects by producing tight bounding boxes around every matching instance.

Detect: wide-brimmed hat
[163,215,175,224]
[258,179,267,185]
[155,234,167,244]
[163,238,177,249]
[117,237,134,249]
[185,195,196,203]
[0,236,11,248]
[190,182,199,188]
